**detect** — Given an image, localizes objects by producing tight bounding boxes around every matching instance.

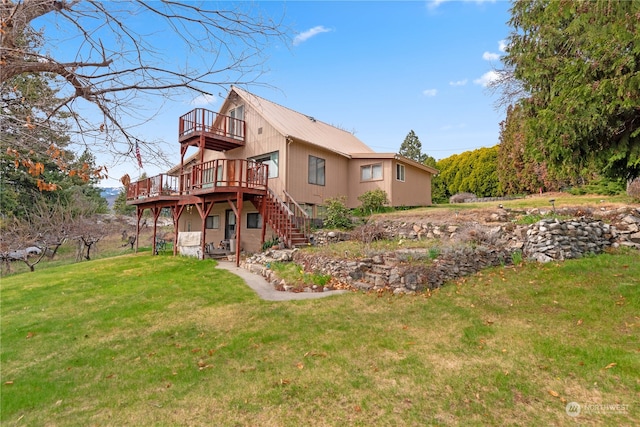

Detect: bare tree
[28,199,74,259]
[71,215,118,261]
[1,0,288,175]
[487,65,528,112]
[0,216,50,273]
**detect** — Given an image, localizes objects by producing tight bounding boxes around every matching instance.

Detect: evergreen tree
[0,72,106,217]
[399,130,427,163]
[432,147,502,201]
[113,188,135,215]
[501,0,640,179]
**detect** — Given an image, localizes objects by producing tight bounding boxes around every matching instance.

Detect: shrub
[568,177,626,196]
[261,236,280,251]
[449,192,477,204]
[351,222,386,244]
[357,189,389,215]
[323,197,353,230]
[627,178,640,201]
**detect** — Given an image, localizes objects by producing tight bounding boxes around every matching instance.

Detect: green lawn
[1,250,639,426]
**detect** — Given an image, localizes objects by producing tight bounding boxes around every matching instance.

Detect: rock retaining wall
[523,217,616,263]
[240,207,640,294]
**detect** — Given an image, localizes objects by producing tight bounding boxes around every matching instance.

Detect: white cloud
[482,51,500,61]
[422,89,438,97]
[449,79,468,87]
[481,40,507,62]
[427,0,447,9]
[473,70,500,87]
[190,94,217,106]
[293,26,332,46]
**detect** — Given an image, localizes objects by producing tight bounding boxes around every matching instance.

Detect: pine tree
[0,72,106,218]
[113,188,135,215]
[399,130,427,163]
[501,0,640,179]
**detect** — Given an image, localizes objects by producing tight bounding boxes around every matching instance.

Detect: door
[225,209,236,239]
[227,159,237,186]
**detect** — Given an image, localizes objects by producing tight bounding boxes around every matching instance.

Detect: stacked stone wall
[241,207,640,294]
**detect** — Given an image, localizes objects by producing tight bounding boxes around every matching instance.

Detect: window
[299,203,314,217]
[361,163,383,181]
[308,155,325,186]
[316,204,327,219]
[247,212,262,229]
[228,105,244,138]
[206,215,220,229]
[396,164,405,182]
[229,105,244,120]
[250,151,279,178]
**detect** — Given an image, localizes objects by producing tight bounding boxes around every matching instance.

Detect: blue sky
[95,0,513,187]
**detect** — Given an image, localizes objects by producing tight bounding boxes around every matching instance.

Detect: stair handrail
[268,188,294,216]
[283,189,311,243]
[265,189,295,247]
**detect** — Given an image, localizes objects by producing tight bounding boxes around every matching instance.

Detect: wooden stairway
[254,189,310,248]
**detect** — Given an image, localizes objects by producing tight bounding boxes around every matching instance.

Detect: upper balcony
[178,108,245,152]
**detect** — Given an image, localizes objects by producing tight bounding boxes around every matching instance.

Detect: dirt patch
[370,193,636,226]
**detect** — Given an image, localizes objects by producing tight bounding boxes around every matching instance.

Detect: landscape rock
[240,205,639,294]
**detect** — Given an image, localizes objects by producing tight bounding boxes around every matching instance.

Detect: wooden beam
[235,192,242,267]
[195,200,215,259]
[259,195,267,247]
[151,205,162,255]
[226,198,238,217]
[171,204,184,256]
[135,207,144,253]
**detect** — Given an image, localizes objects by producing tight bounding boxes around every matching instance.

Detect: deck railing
[263,189,310,248]
[127,174,180,200]
[126,159,267,201]
[179,108,245,142]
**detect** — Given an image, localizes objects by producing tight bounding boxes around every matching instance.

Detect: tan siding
[390,161,432,206]
[286,141,350,207]
[177,201,270,254]
[202,98,288,197]
[347,159,393,208]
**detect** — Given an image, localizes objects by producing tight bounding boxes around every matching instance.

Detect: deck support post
[171,204,184,256]
[135,207,144,253]
[259,195,267,247]
[151,205,162,255]
[195,200,215,259]
[235,192,243,267]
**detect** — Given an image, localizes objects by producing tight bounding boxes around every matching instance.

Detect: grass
[269,261,332,288]
[2,250,639,426]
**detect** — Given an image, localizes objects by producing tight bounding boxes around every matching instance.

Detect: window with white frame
[250,151,279,178]
[308,155,325,186]
[396,163,405,182]
[228,105,244,138]
[361,163,383,181]
[206,215,220,229]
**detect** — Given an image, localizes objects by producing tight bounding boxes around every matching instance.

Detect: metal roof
[231,86,375,158]
[350,153,439,174]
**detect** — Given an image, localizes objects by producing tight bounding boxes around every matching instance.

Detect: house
[126,86,437,264]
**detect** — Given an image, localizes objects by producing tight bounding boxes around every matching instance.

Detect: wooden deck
[178,108,245,152]
[126,159,268,204]
[124,106,309,263]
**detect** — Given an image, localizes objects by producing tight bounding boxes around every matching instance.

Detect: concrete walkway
[215,261,348,301]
